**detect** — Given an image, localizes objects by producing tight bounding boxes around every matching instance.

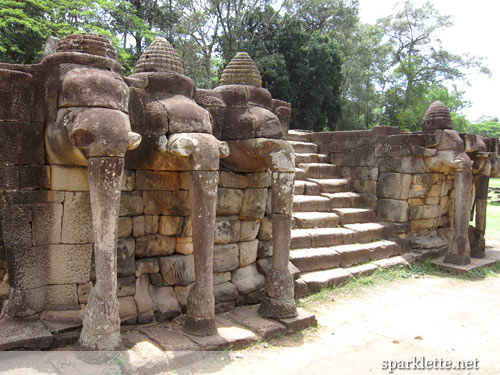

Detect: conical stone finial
[422,100,454,131]
[56,33,116,59]
[134,37,184,74]
[220,52,262,87]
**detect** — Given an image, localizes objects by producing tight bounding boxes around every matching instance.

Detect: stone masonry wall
[0,162,276,325]
[306,126,499,253]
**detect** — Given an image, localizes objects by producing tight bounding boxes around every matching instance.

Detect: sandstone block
[19,166,50,190]
[239,240,258,267]
[409,184,427,198]
[117,276,136,297]
[377,199,409,223]
[117,238,135,277]
[174,284,193,309]
[78,281,93,304]
[257,240,273,258]
[62,192,93,244]
[176,237,193,255]
[213,282,238,304]
[213,243,239,272]
[379,157,427,174]
[134,274,154,317]
[120,191,144,216]
[119,296,137,325]
[159,216,182,236]
[32,203,63,246]
[217,188,244,215]
[118,217,132,237]
[143,190,190,216]
[377,173,411,200]
[50,166,89,191]
[215,215,241,244]
[258,216,272,241]
[231,264,265,295]
[46,284,78,306]
[149,286,181,321]
[240,188,267,220]
[218,171,249,188]
[213,272,231,285]
[135,234,175,257]
[248,172,272,187]
[135,170,180,190]
[132,216,145,237]
[240,220,260,241]
[135,258,160,277]
[160,255,195,286]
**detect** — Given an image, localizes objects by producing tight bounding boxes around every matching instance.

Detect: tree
[378,1,489,130]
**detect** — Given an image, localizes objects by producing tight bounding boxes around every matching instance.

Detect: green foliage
[466,121,500,139]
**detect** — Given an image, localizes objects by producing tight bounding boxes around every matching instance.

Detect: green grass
[487,178,500,241]
[296,260,500,309]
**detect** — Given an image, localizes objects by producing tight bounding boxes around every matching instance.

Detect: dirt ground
[172,262,500,375]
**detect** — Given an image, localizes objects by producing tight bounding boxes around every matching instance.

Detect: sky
[358,0,500,122]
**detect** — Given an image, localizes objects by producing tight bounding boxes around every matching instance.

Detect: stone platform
[0,304,316,374]
[431,248,500,273]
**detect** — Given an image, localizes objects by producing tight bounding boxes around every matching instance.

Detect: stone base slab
[432,249,500,274]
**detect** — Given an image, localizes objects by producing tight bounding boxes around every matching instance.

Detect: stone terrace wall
[1,165,276,325]
[306,126,499,252]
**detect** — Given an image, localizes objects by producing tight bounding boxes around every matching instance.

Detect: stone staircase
[287,130,407,297]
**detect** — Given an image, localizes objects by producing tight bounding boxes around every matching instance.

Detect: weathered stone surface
[135,170,180,190]
[135,234,175,257]
[78,281,93,304]
[134,274,154,322]
[18,166,50,190]
[377,173,411,200]
[240,220,260,242]
[150,286,181,321]
[219,171,248,188]
[215,215,241,244]
[118,217,132,237]
[62,192,93,244]
[132,215,158,237]
[117,238,135,277]
[227,304,287,339]
[213,243,239,272]
[135,258,160,277]
[340,167,378,181]
[31,203,63,246]
[45,284,78,306]
[119,296,138,325]
[213,272,231,285]
[174,283,193,309]
[160,255,195,286]
[176,237,193,255]
[143,190,190,215]
[139,324,200,351]
[239,240,258,267]
[50,166,89,191]
[149,273,163,287]
[119,191,144,217]
[40,308,84,325]
[379,157,427,174]
[217,188,244,215]
[118,276,136,297]
[258,216,272,241]
[0,317,53,350]
[159,215,182,236]
[257,240,273,258]
[248,172,272,187]
[213,282,238,304]
[240,188,267,220]
[132,216,145,237]
[377,199,409,223]
[231,264,265,295]
[0,123,44,166]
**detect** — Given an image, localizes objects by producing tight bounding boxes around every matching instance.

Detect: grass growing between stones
[296,260,500,309]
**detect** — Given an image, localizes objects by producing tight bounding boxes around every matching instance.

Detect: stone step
[321,192,362,209]
[291,227,355,249]
[297,163,338,179]
[295,153,329,164]
[293,212,340,229]
[342,222,385,243]
[296,253,410,296]
[332,208,376,225]
[307,178,351,193]
[295,168,307,180]
[294,180,320,196]
[293,195,331,212]
[290,247,340,272]
[290,240,400,272]
[289,141,318,154]
[287,129,312,142]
